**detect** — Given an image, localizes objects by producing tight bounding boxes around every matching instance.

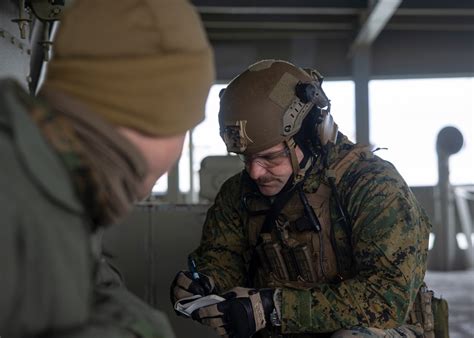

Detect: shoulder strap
[259,182,301,236]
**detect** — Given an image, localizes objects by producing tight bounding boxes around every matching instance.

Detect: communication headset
[295,69,338,148]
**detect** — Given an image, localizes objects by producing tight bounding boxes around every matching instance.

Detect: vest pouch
[432,295,449,338]
[280,246,299,281]
[262,242,290,280]
[292,244,317,282]
[408,285,449,338]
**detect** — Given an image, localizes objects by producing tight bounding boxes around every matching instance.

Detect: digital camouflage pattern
[331,325,423,338]
[191,133,431,335]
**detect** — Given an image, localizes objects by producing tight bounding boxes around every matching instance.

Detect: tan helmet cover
[219,60,324,155]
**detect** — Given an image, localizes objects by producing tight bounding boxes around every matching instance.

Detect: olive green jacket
[192,134,431,334]
[0,79,174,338]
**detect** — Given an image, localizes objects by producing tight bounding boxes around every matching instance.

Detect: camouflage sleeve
[280,156,431,333]
[191,174,249,292]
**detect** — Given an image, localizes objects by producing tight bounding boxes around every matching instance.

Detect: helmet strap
[285,138,313,185]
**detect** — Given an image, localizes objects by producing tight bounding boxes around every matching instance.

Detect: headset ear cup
[302,68,324,84]
[317,112,338,145]
[219,88,226,99]
[295,82,317,103]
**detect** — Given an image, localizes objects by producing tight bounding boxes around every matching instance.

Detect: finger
[220,286,256,300]
[176,272,209,297]
[179,271,208,295]
[201,316,227,328]
[172,285,195,302]
[197,273,216,294]
[194,303,225,320]
[176,272,193,289]
[215,325,230,337]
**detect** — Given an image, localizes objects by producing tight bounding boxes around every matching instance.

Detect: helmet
[219,60,336,156]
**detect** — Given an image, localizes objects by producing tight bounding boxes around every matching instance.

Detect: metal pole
[188,128,195,203]
[454,187,474,268]
[430,126,464,270]
[352,45,371,145]
[167,162,180,203]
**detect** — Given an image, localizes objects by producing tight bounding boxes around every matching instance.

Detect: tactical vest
[241,145,445,338]
[244,145,371,289]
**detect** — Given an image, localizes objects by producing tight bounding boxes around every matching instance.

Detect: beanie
[43,0,215,136]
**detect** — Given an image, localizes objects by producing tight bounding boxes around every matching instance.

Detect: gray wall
[0,1,33,89]
[104,204,218,338]
[212,30,474,81]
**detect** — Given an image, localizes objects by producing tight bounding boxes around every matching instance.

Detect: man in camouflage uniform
[171,60,432,337]
[0,0,214,337]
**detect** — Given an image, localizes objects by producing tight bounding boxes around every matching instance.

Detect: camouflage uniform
[192,133,431,337]
[0,79,175,338]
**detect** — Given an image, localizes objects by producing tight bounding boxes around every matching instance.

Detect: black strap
[258,153,314,237]
[328,176,353,240]
[258,179,301,237]
[297,187,322,232]
[245,176,302,286]
[245,158,315,286]
[323,143,354,241]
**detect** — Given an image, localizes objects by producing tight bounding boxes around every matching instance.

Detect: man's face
[243,143,303,196]
[118,127,186,200]
[138,133,186,199]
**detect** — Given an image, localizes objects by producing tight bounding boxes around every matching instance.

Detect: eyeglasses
[238,147,290,169]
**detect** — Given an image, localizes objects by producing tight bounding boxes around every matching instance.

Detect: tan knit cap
[44,0,214,136]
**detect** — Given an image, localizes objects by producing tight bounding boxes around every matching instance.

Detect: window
[322,80,356,141]
[370,77,473,186]
[152,172,167,195]
[188,85,228,197]
[152,85,228,198]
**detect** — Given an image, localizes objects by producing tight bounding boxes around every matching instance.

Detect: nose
[247,160,267,180]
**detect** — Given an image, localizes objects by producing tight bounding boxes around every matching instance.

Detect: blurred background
[1,0,472,337]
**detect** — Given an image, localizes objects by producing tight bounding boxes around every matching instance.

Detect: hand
[192,287,275,338]
[170,271,216,305]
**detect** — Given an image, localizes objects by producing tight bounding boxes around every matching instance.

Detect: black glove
[170,271,216,306]
[192,287,275,338]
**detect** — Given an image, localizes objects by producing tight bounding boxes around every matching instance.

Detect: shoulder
[215,171,244,196]
[341,148,408,193]
[341,150,430,234]
[0,80,84,217]
[337,148,420,218]
[211,171,247,206]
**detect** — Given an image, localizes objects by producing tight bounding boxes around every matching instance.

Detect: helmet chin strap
[285,138,314,186]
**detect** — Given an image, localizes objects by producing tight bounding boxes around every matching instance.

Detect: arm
[191,174,250,292]
[280,158,431,333]
[45,258,176,338]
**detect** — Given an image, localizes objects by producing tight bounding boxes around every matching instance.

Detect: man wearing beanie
[0,0,214,337]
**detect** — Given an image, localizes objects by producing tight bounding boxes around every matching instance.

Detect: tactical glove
[170,270,216,305]
[192,287,275,338]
